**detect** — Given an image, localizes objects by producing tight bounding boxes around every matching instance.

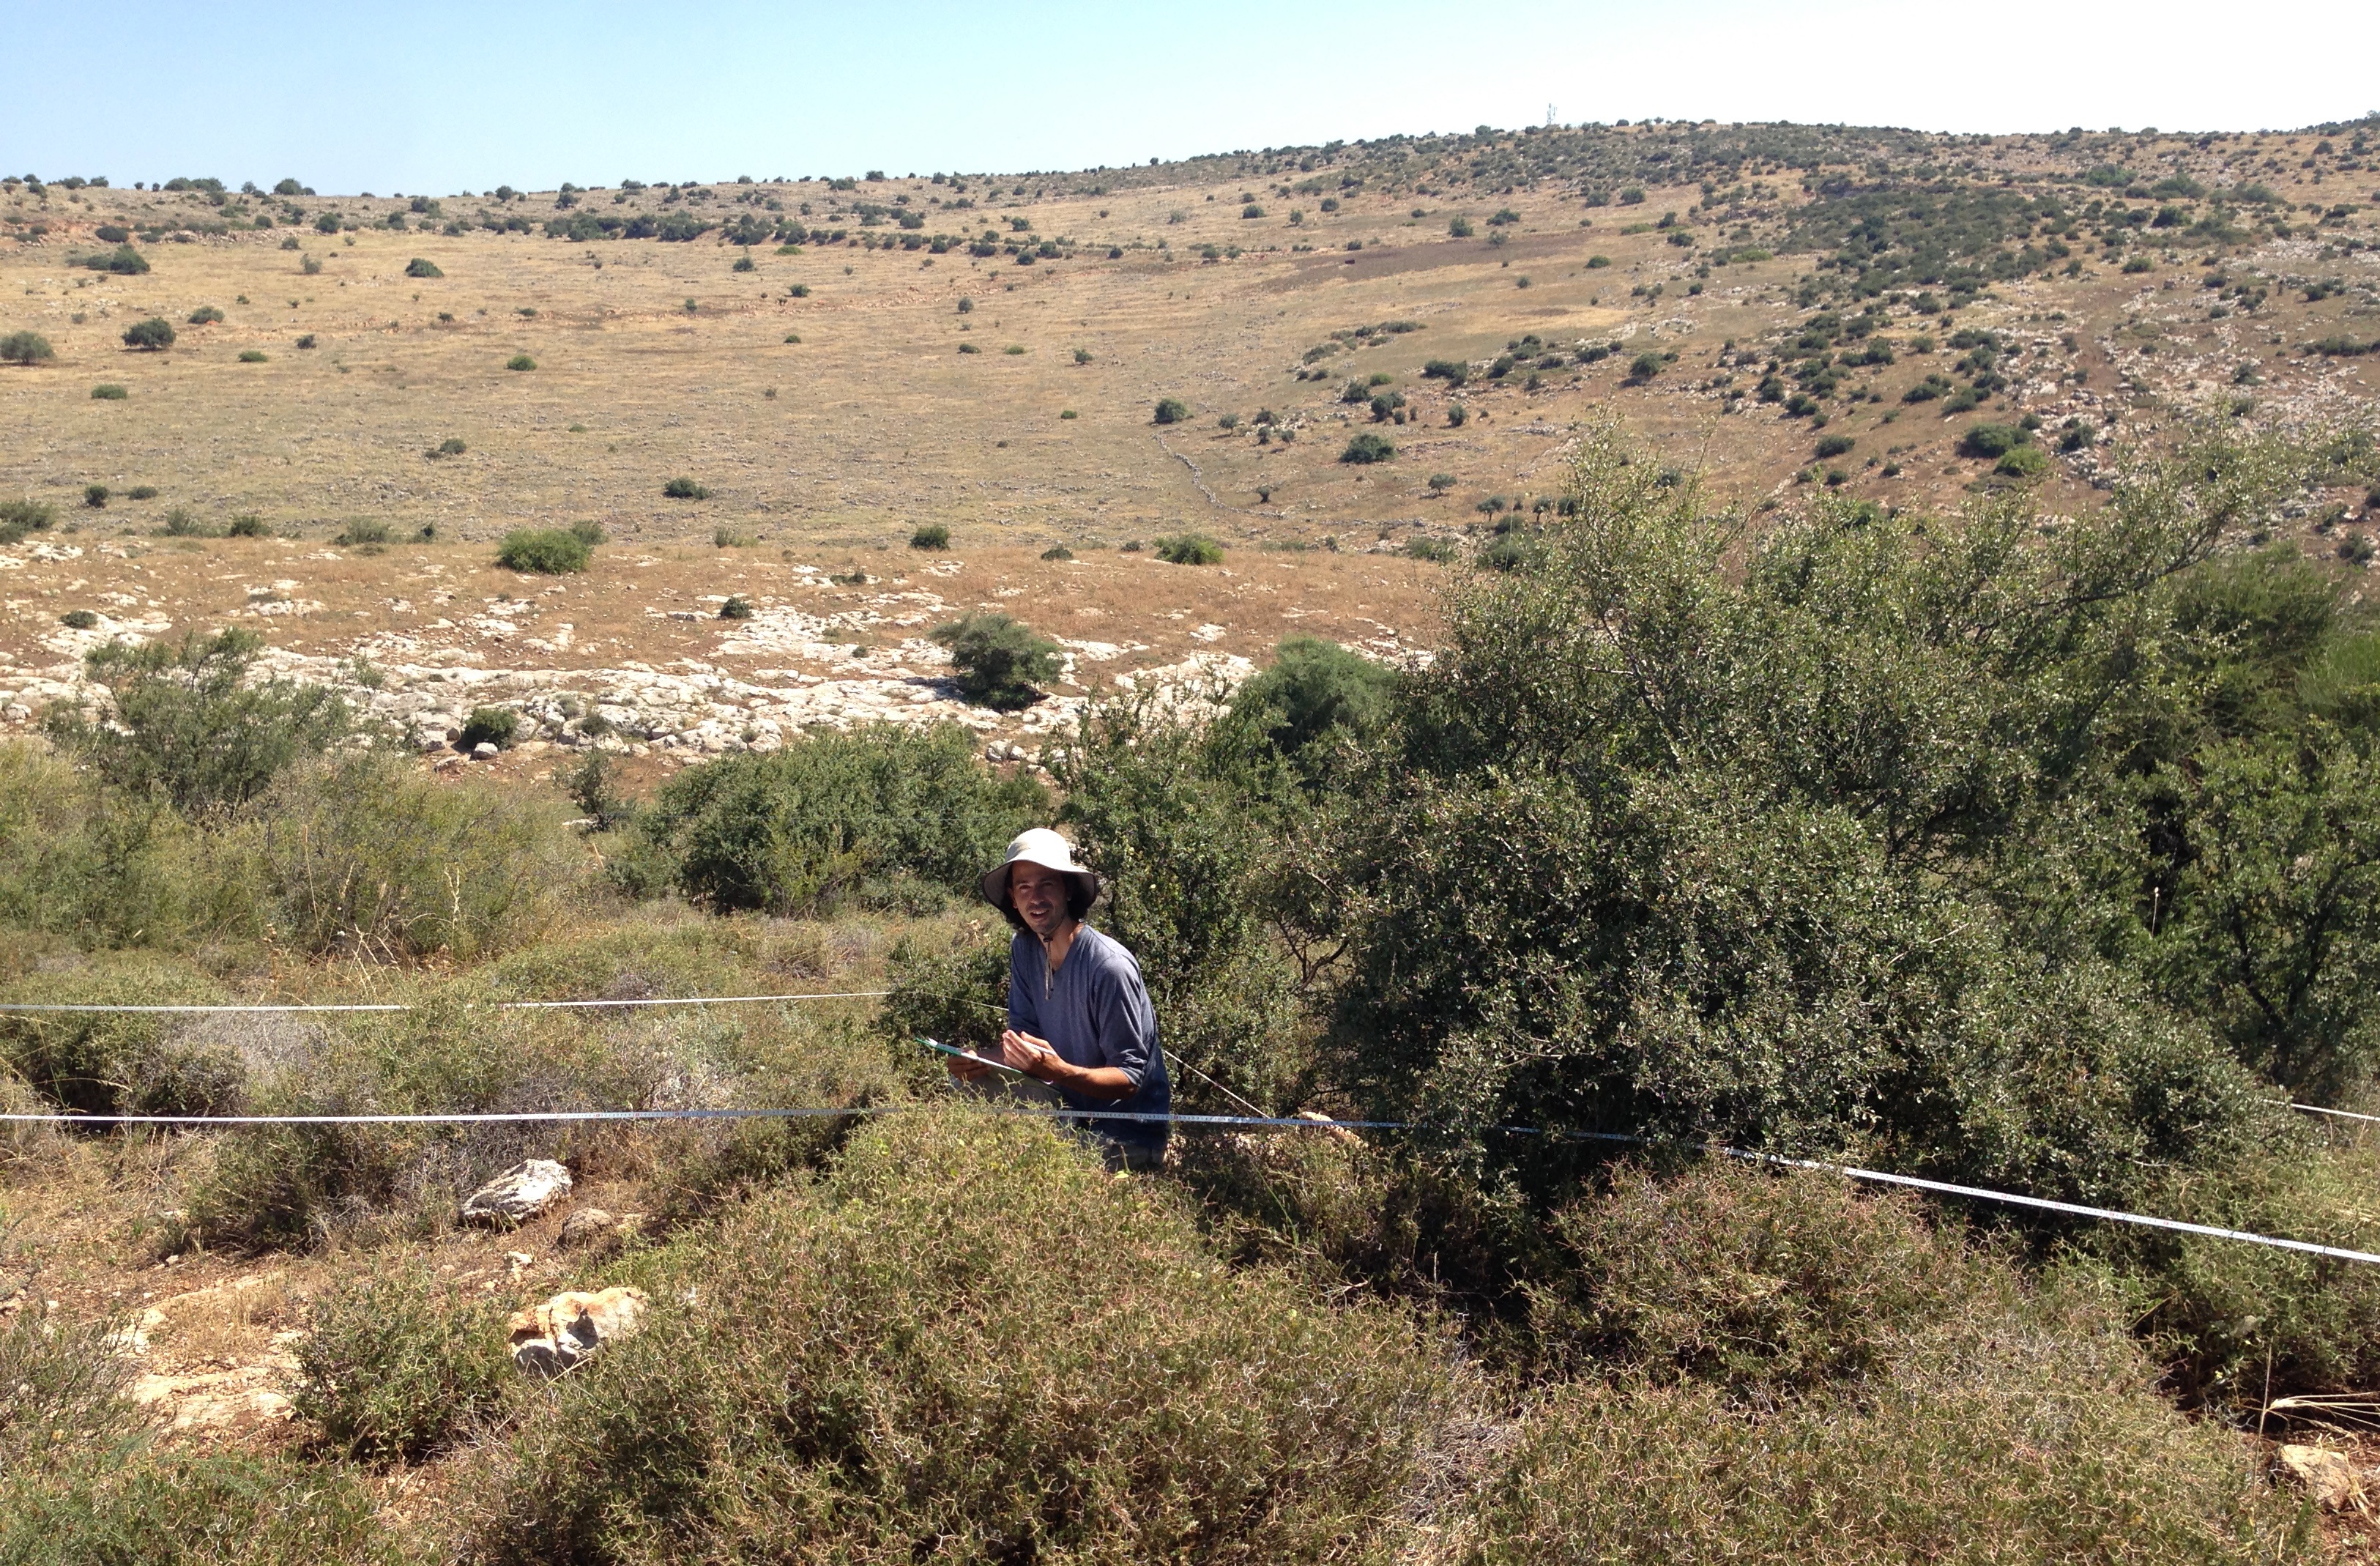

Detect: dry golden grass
[1,138,2375,749]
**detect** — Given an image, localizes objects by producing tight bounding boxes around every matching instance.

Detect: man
[948,828,1170,1169]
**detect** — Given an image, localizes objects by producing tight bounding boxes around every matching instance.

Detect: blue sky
[5,0,2372,194]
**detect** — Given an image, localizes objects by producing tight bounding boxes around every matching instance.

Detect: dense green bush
[933,610,1062,709]
[1340,431,1395,464]
[1958,422,2029,459]
[44,628,348,814]
[495,528,591,574]
[909,522,950,550]
[403,256,442,278]
[1232,636,1397,774]
[458,706,521,750]
[661,476,709,500]
[121,317,176,351]
[0,1451,406,1566]
[1468,1176,2306,1563]
[1152,397,1189,425]
[1156,532,1224,564]
[505,353,536,371]
[472,1113,1457,1565]
[333,518,390,545]
[0,499,56,542]
[0,330,53,365]
[624,724,1042,915]
[1316,426,2324,1208]
[89,383,127,400]
[187,305,225,325]
[259,752,582,961]
[289,1263,510,1461]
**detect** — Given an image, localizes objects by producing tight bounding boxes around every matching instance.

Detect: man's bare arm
[1000,1029,1137,1100]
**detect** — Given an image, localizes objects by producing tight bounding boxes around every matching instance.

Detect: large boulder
[460,1159,573,1227]
[507,1285,648,1376]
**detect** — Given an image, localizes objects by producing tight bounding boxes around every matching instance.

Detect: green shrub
[505,353,536,371]
[294,333,315,348]
[428,437,466,458]
[0,1296,143,1471]
[1041,544,1074,560]
[471,1113,1457,1565]
[1156,532,1224,564]
[1422,357,1470,385]
[1449,215,1475,237]
[0,498,56,542]
[1232,636,1397,768]
[333,518,390,546]
[1815,433,1856,459]
[121,317,176,351]
[404,256,442,278]
[1428,472,1457,492]
[1321,426,2305,1198]
[89,383,127,400]
[496,528,591,573]
[289,1262,510,1461]
[1339,431,1394,464]
[718,594,753,620]
[625,724,1041,915]
[661,476,710,500]
[83,483,108,508]
[934,610,1063,710]
[712,527,756,548]
[259,752,581,960]
[1626,350,1663,382]
[1996,445,2051,478]
[458,706,522,750]
[86,242,149,274]
[186,305,225,325]
[0,1451,404,1566]
[125,485,157,500]
[0,960,243,1116]
[59,608,97,628]
[226,513,267,537]
[1404,535,1457,563]
[0,330,53,365]
[237,349,267,363]
[910,522,950,550]
[1444,1160,2310,1561]
[44,628,347,814]
[1152,397,1189,425]
[1958,423,2029,459]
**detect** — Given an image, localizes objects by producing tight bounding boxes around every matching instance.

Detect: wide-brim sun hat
[981,828,1101,913]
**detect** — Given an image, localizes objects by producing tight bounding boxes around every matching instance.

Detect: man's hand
[999,1029,1139,1101]
[945,1050,1002,1084]
[1000,1028,1059,1078]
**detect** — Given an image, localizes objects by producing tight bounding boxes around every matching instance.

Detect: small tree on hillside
[122,318,176,351]
[934,612,1063,710]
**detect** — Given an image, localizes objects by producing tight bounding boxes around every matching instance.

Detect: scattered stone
[556,1208,615,1250]
[470,741,500,760]
[2277,1444,2365,1510]
[507,1285,648,1376]
[460,1159,573,1226]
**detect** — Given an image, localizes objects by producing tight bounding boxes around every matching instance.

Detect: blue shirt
[1008,924,1169,1151]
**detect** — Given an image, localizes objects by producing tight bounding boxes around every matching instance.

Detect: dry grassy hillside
[0,116,2376,771]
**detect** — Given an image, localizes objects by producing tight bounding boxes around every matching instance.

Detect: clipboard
[919,1036,1026,1075]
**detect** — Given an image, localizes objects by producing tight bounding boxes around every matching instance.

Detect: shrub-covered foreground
[4,421,2380,1558]
[0,1127,2318,1563]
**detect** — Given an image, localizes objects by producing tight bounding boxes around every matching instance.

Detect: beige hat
[981,828,1101,913]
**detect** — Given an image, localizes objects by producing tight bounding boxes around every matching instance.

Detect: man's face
[1008,862,1072,939]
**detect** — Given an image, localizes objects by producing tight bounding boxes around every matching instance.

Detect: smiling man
[948,828,1171,1169]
